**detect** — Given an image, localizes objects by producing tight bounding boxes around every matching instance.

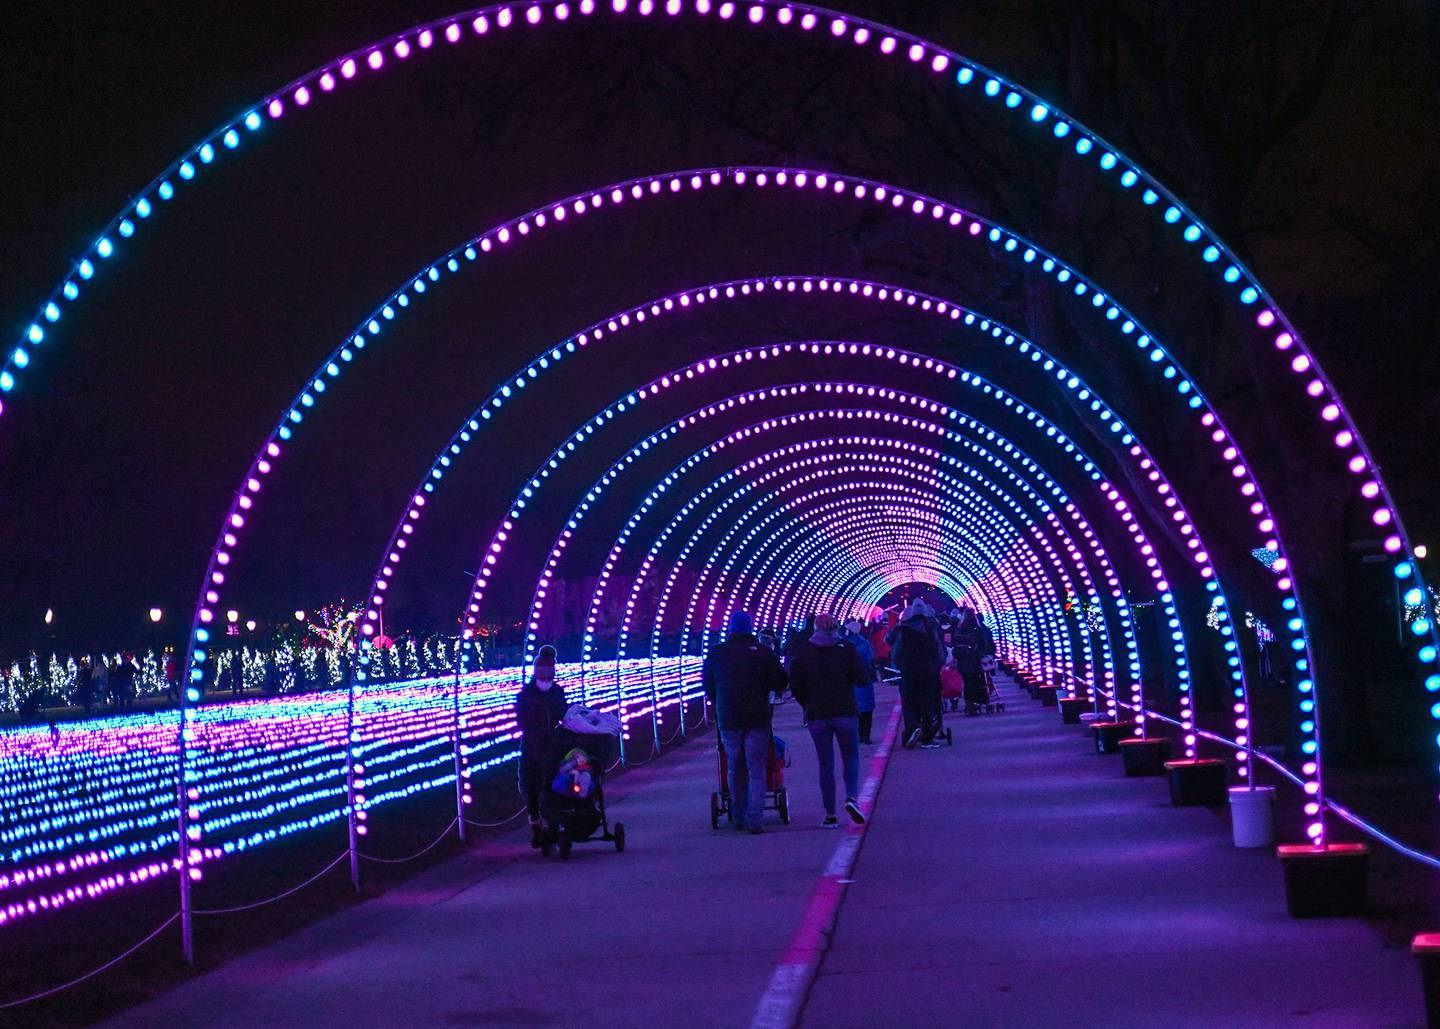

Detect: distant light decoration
[1246,610,1276,645]
[226,610,239,624]
[149,607,163,623]
[43,608,53,626]
[1251,546,1281,569]
[295,610,306,621]
[1404,585,1440,627]
[1206,596,1225,631]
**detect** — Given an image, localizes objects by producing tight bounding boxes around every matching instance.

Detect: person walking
[843,619,877,744]
[791,614,871,827]
[75,657,94,716]
[89,657,109,714]
[110,654,138,712]
[703,611,787,834]
[515,645,567,847]
[887,600,944,749]
[952,609,989,715]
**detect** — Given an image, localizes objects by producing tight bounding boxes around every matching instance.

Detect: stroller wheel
[710,792,721,830]
[777,788,790,825]
[614,822,626,852]
[558,828,572,861]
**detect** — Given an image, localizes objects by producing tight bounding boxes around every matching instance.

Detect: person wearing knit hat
[703,609,787,834]
[842,619,878,744]
[515,644,567,846]
[886,598,945,749]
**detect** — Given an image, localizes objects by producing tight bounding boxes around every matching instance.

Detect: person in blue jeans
[703,611,788,834]
[788,613,872,827]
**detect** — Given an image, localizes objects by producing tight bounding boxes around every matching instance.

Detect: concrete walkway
[804,680,1420,1028]
[106,679,1421,1028]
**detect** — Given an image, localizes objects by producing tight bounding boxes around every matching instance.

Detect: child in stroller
[538,725,626,859]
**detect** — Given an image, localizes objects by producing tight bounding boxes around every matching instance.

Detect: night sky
[1,0,1436,674]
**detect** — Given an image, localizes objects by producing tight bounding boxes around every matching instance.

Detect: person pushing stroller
[703,611,787,834]
[517,645,568,847]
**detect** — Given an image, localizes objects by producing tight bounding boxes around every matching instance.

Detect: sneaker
[747,826,764,835]
[905,728,921,749]
[844,799,866,825]
[821,815,839,829]
[921,740,942,750]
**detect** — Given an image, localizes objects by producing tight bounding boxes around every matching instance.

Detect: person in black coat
[886,600,944,748]
[790,613,872,826]
[703,610,787,833]
[515,644,567,846]
[952,609,991,714]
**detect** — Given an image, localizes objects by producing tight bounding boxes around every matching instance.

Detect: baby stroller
[710,728,790,828]
[537,725,625,859]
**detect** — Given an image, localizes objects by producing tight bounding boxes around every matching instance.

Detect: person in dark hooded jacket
[790,613,872,826]
[703,611,787,834]
[515,645,567,846]
[952,608,990,714]
[886,600,944,748]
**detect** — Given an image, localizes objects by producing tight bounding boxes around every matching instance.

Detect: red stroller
[710,729,790,828]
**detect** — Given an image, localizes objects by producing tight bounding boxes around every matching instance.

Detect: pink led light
[341,58,357,77]
[267,98,283,118]
[294,86,310,106]
[366,50,383,70]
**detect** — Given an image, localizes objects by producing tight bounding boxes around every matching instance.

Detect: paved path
[804,680,1420,1028]
[106,678,1421,1028]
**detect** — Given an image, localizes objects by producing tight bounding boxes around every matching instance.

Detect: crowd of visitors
[517,597,1000,836]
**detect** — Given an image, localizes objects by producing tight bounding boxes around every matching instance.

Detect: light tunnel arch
[598,448,1049,672]
[0,1,1421,832]
[14,40,1405,857]
[602,476,1072,750]
[363,273,1192,703]
[519,399,1160,734]
[598,479,1050,749]
[468,361,1195,744]
[143,163,1314,810]
[703,465,1084,692]
[607,406,1144,719]
[4,0,1409,619]
[691,453,1085,678]
[495,381,1167,688]
[724,436,1115,684]
[160,162,1291,666]
[683,462,1074,668]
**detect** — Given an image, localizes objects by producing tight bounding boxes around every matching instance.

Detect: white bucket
[1228,785,1276,848]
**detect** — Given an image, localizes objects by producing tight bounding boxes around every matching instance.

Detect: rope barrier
[194,851,349,915]
[1101,690,1440,871]
[0,912,179,1011]
[358,818,458,865]
[463,807,527,829]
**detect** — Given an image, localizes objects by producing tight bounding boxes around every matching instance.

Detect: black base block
[1278,844,1368,918]
[1165,758,1228,805]
[1118,737,1170,776]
